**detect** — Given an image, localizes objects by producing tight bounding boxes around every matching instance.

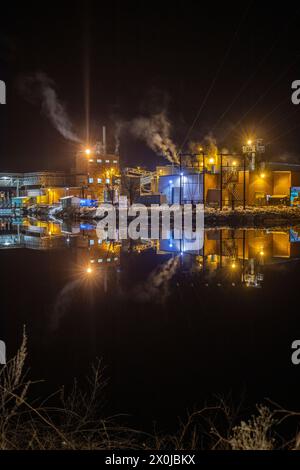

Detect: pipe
[102,126,106,155]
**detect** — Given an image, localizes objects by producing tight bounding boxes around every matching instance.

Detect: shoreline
[47,205,300,228]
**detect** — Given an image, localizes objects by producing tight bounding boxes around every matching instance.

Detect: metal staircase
[222,167,240,207]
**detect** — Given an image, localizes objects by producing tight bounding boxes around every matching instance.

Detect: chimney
[102,126,106,155]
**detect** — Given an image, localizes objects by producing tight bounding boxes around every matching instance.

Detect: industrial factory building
[1,137,300,210]
[153,160,300,207]
[131,140,300,208]
[74,127,120,203]
[0,127,120,208]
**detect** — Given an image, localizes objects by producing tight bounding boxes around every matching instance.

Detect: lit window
[105,160,109,163]
[88,177,94,183]
[97,178,102,184]
[98,239,102,244]
[113,160,117,164]
[89,240,94,246]
[98,258,103,263]
[89,159,94,163]
[107,258,111,262]
[97,159,102,163]
[106,178,110,184]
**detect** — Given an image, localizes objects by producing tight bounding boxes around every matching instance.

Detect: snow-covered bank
[204,206,300,227]
[53,205,300,228]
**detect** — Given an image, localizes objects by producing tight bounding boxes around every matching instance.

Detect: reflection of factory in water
[1,219,300,289]
[157,228,300,288]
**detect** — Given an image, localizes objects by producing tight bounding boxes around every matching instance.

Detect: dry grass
[2,333,300,450]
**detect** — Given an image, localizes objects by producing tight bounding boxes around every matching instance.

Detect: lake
[1,218,300,430]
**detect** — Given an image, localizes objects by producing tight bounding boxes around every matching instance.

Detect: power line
[179,2,252,152]
[221,54,300,142]
[211,11,300,138]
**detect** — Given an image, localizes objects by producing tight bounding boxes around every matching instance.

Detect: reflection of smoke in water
[133,256,179,303]
[51,279,82,330]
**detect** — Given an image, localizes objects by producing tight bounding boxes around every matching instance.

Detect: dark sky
[1,1,300,171]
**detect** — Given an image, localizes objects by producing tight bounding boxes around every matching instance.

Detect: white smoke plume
[126,111,179,164]
[203,133,218,159]
[19,72,82,143]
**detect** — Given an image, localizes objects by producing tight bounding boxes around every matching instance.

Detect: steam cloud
[19,72,81,143]
[121,111,179,164]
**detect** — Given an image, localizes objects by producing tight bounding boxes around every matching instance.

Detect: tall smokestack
[102,126,106,155]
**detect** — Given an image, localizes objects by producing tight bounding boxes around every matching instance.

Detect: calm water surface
[1,218,300,429]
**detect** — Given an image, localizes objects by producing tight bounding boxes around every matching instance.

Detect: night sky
[1,2,300,171]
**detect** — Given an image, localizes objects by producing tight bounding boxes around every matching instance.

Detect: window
[89,159,94,163]
[97,159,102,163]
[106,178,110,184]
[97,178,102,184]
[89,240,95,246]
[113,160,118,164]
[88,177,94,183]
[105,160,109,163]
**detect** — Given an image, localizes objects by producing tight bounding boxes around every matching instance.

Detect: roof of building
[267,161,300,171]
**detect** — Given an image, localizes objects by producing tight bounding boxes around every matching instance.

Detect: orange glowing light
[260,173,266,178]
[209,157,215,164]
[85,148,91,156]
[86,267,93,274]
[247,139,252,145]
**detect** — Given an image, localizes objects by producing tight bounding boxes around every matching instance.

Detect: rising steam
[122,111,179,164]
[19,72,81,143]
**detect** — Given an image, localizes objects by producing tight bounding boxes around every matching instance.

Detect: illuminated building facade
[155,160,300,207]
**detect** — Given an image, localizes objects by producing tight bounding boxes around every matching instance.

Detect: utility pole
[243,154,246,210]
[202,151,205,206]
[179,152,182,205]
[220,153,223,210]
